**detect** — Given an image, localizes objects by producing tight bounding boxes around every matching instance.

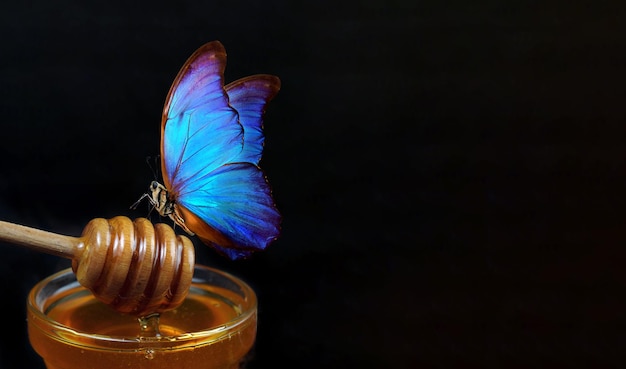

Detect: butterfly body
[134,41,281,260]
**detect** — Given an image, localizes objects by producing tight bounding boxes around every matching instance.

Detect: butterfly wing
[160,41,281,259]
[225,75,281,164]
[177,163,281,260]
[161,41,243,195]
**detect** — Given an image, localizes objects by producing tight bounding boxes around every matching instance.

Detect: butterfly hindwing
[225,75,281,165]
[177,162,281,258]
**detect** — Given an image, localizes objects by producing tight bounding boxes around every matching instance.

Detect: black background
[0,1,625,368]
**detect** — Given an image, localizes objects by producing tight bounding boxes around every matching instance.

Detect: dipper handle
[0,219,78,259]
[0,216,195,316]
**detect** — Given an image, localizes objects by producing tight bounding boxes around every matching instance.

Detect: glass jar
[27,265,257,369]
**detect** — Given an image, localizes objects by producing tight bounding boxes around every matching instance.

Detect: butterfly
[132,41,281,260]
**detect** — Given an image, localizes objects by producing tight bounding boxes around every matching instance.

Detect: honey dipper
[0,216,194,316]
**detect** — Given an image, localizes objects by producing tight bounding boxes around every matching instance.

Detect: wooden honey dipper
[0,216,195,316]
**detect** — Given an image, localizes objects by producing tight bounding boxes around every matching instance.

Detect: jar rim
[27,264,257,346]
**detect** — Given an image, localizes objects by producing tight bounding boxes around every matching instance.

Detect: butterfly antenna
[146,155,161,181]
[130,155,160,211]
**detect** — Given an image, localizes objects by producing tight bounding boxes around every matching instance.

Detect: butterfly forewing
[161,41,243,194]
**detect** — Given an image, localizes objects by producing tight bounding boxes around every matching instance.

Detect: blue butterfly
[133,41,281,260]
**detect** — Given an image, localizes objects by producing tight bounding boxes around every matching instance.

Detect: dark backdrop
[0,1,624,368]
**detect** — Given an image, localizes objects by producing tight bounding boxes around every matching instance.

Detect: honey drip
[138,313,162,338]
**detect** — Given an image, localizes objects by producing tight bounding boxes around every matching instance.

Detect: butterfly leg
[130,192,153,210]
[168,206,195,236]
